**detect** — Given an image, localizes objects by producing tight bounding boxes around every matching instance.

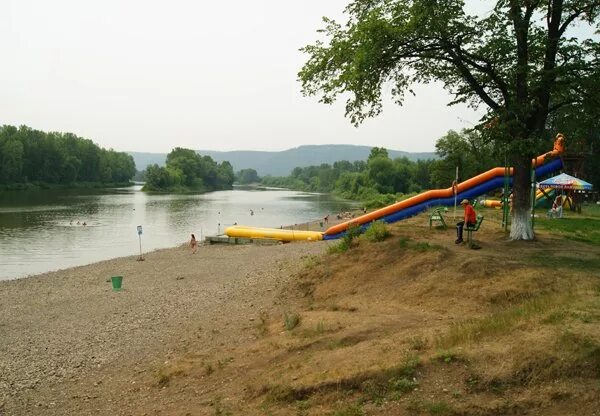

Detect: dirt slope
[141,214,600,415]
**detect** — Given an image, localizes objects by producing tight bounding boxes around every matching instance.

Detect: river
[0,186,354,280]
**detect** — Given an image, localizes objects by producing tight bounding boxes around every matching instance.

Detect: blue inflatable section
[323,158,563,240]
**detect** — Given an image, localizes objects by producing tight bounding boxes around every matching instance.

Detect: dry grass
[139,211,600,415]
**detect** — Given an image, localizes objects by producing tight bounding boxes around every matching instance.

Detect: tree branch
[444,47,501,110]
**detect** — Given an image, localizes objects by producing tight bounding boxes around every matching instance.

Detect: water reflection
[0,186,354,280]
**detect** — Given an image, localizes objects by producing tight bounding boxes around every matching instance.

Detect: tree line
[259,148,438,208]
[260,128,596,208]
[143,147,234,192]
[0,125,135,188]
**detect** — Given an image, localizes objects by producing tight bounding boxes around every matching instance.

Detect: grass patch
[256,310,270,336]
[537,216,600,246]
[260,355,420,406]
[263,384,299,404]
[316,319,325,334]
[329,224,363,254]
[300,319,327,338]
[302,255,321,269]
[360,354,420,402]
[542,309,569,324]
[434,350,460,364]
[508,331,600,386]
[327,338,354,350]
[406,398,454,415]
[398,236,444,252]
[527,252,600,271]
[425,401,453,415]
[558,330,600,376]
[328,239,351,254]
[409,336,428,351]
[330,404,364,416]
[438,293,570,348]
[413,241,443,251]
[283,311,301,331]
[398,236,411,248]
[363,221,391,242]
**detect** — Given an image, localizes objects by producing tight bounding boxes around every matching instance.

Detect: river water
[0,186,353,280]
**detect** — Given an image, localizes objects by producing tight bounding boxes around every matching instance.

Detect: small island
[142,147,234,193]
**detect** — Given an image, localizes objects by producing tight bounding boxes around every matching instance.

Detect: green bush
[328,223,362,254]
[328,239,351,254]
[344,223,362,243]
[364,220,391,242]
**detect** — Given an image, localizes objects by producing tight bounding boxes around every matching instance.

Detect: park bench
[429,208,448,229]
[465,215,484,247]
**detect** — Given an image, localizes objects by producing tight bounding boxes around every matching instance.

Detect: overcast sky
[0,0,483,153]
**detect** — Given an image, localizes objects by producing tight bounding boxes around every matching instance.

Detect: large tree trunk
[510,155,534,240]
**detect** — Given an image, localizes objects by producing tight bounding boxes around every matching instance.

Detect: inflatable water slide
[226,136,565,241]
[481,189,555,209]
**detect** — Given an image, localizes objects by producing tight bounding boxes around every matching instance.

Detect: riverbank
[0,240,330,415]
[0,181,134,191]
[2,208,598,415]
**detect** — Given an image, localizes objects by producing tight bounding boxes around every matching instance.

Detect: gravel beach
[0,240,329,415]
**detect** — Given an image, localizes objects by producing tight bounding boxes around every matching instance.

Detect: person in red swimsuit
[456,199,476,244]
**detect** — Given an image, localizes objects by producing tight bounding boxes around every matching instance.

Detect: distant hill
[128,145,436,177]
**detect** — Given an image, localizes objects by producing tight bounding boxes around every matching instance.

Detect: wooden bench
[429,208,448,229]
[465,215,484,247]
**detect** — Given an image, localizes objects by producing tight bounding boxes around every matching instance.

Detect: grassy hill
[129,145,436,176]
[149,206,600,415]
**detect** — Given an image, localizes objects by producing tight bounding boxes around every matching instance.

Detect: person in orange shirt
[456,199,476,244]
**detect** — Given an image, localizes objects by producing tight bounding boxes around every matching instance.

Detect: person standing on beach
[190,233,197,254]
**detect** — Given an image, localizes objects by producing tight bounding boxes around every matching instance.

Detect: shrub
[364,220,391,242]
[344,223,362,242]
[283,311,300,330]
[330,223,362,254]
[329,239,351,254]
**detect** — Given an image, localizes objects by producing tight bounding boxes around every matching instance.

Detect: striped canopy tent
[538,173,593,191]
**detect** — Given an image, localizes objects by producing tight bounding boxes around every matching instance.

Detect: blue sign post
[137,225,144,261]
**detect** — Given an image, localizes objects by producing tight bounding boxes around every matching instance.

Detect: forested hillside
[261,131,503,207]
[0,125,135,188]
[129,145,436,176]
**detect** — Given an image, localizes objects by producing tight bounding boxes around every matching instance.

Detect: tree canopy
[299,0,600,239]
[235,168,261,184]
[143,147,234,193]
[0,125,135,187]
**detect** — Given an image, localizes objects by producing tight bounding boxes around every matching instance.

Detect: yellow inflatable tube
[225,225,323,242]
[480,199,502,208]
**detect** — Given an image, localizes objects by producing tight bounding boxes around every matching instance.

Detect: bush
[328,223,362,254]
[328,239,351,254]
[364,220,391,242]
[283,311,300,330]
[343,223,362,243]
[362,193,397,209]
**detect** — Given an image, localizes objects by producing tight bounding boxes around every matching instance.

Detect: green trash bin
[111,275,123,291]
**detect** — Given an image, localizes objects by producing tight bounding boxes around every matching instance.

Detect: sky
[0,0,483,153]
